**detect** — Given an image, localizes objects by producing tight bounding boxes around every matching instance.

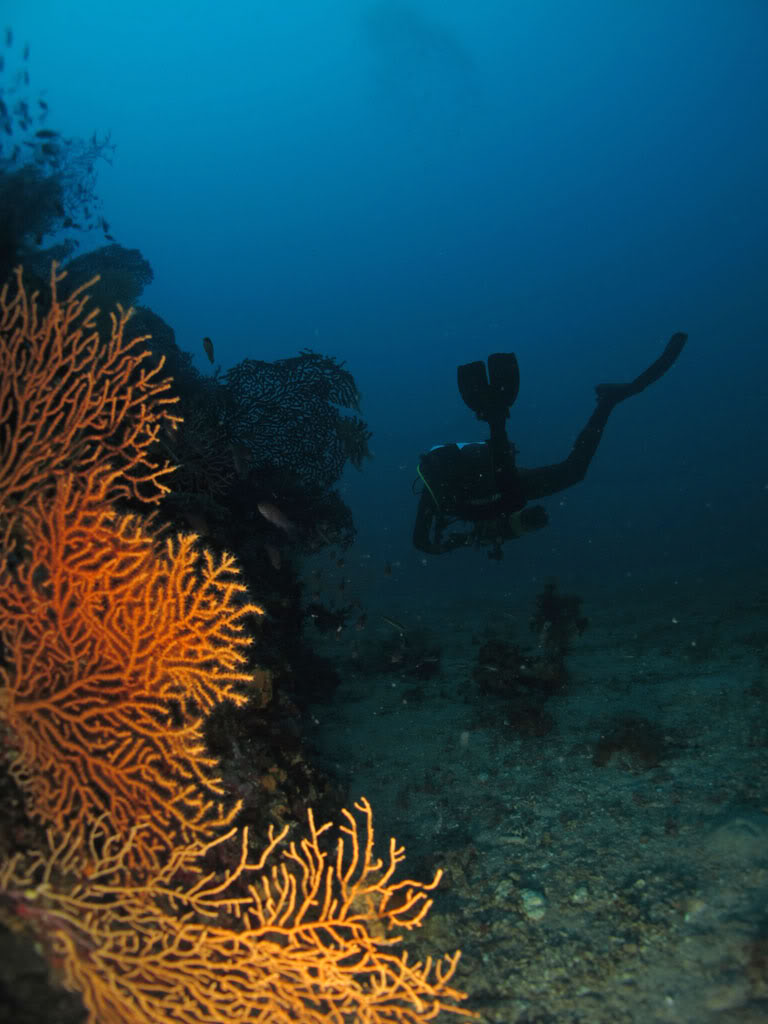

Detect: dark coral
[0,34,114,286]
[529,580,589,674]
[472,638,557,736]
[62,244,153,313]
[592,715,667,771]
[0,167,69,283]
[470,581,588,737]
[223,350,371,488]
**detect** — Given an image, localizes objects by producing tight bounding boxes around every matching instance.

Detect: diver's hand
[519,505,548,531]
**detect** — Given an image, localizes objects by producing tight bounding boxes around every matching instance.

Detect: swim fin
[488,352,520,408]
[458,352,520,421]
[457,360,491,418]
[595,332,687,404]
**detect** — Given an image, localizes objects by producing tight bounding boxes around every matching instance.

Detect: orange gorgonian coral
[0,466,264,864]
[0,798,474,1024]
[0,265,472,1020]
[0,263,180,550]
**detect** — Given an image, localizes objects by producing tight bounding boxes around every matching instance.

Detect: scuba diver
[413,332,687,559]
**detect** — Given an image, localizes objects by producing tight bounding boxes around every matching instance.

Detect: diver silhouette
[413,333,688,559]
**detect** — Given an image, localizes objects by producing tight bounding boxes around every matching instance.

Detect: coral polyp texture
[0,799,473,1024]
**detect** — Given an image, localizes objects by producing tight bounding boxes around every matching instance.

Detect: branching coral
[0,265,252,862]
[224,349,371,488]
[0,263,180,553]
[0,265,470,1021]
[0,799,473,1024]
[0,466,264,865]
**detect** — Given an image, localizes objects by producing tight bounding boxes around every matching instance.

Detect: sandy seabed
[308,566,768,1024]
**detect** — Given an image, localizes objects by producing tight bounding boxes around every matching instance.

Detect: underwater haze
[7,0,768,604]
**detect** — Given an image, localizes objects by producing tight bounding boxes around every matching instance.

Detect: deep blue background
[9,0,768,604]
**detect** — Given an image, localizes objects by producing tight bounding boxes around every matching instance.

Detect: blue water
[6,0,768,596]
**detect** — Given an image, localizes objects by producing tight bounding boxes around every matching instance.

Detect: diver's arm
[413,492,469,554]
[413,491,444,554]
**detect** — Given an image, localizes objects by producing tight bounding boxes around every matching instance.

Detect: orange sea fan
[0,467,264,862]
[0,799,475,1024]
[0,263,181,546]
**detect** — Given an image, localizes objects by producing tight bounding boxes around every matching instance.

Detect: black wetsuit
[413,332,687,556]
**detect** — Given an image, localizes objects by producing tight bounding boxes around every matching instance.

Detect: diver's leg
[520,332,687,499]
[513,404,613,499]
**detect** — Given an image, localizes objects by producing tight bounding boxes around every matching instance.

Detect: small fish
[100,216,110,233]
[202,336,214,363]
[23,43,29,60]
[355,613,367,631]
[383,561,392,576]
[6,28,13,48]
[35,129,58,139]
[257,502,297,536]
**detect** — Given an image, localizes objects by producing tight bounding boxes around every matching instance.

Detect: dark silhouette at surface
[414,332,688,559]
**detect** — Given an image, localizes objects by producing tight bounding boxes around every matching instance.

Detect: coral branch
[0,468,264,863]
[0,264,471,1021]
[0,263,180,549]
[0,801,474,1024]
